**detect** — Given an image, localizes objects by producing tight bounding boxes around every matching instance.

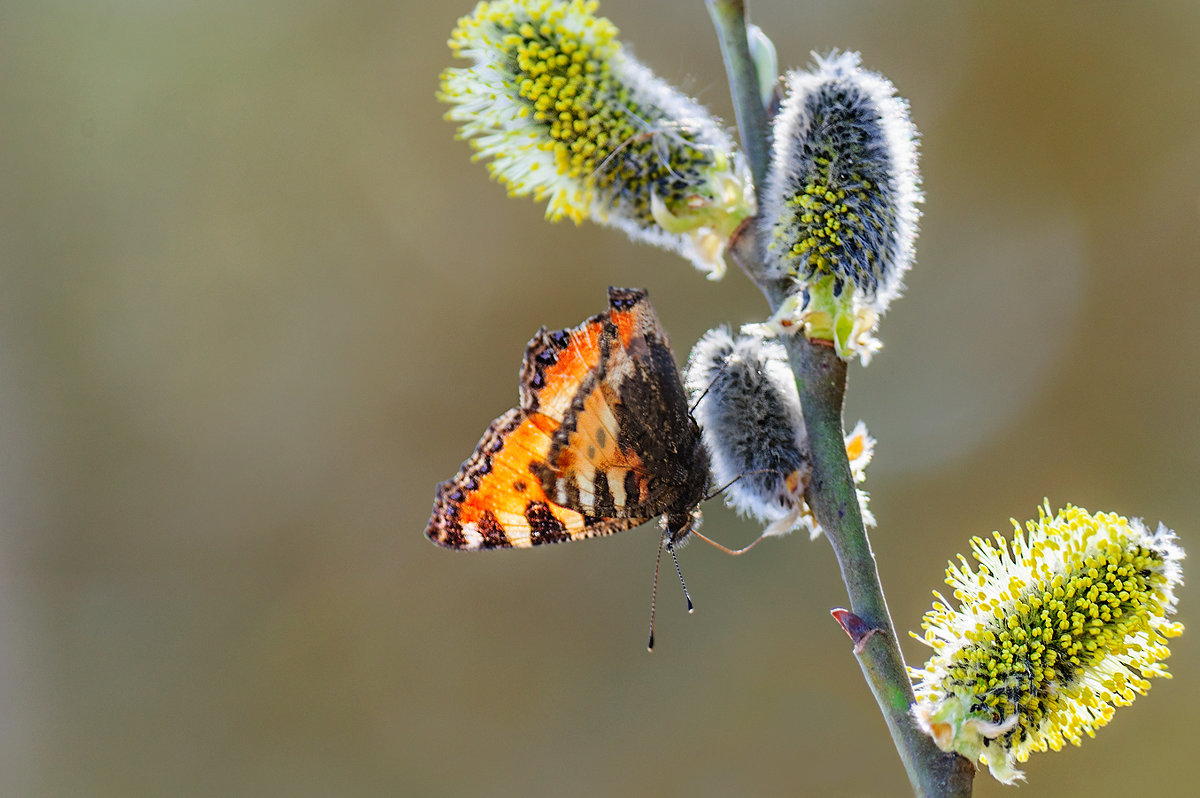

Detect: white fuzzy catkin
[685,328,873,538]
[763,50,921,307]
[756,51,921,362]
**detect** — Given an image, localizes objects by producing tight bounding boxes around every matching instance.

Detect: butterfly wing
[426,287,707,551]
[535,288,710,522]
[427,289,655,550]
[426,407,645,550]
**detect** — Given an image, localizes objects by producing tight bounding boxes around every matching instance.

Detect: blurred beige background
[3,1,1198,796]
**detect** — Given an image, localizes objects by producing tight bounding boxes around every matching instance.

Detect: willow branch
[706,0,770,198]
[710,2,973,796]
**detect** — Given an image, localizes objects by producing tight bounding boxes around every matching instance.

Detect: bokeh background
[3,1,1198,796]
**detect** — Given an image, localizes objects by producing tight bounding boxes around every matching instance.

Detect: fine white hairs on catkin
[685,328,874,539]
[762,50,921,309]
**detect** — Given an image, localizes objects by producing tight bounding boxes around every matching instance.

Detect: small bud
[746,24,779,110]
[831,608,884,655]
[439,0,754,278]
[911,503,1185,783]
[760,51,921,361]
[684,327,873,538]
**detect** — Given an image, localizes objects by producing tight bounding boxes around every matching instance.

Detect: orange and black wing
[533,288,710,522]
[425,286,707,550]
[426,407,646,550]
[426,287,650,550]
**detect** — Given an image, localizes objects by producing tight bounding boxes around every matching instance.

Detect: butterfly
[426,287,711,646]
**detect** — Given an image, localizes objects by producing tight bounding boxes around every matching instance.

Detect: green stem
[709,3,973,796]
[706,0,771,200]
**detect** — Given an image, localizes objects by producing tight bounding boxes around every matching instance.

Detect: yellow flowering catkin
[439,0,752,278]
[911,503,1184,783]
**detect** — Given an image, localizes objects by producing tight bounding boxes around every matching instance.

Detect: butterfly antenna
[702,467,788,504]
[668,543,694,613]
[647,539,664,651]
[702,471,747,503]
[688,358,732,414]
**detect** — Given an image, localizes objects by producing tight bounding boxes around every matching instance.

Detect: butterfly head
[661,508,702,549]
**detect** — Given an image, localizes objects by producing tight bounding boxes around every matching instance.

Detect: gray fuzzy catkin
[762,50,921,311]
[685,328,810,534]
